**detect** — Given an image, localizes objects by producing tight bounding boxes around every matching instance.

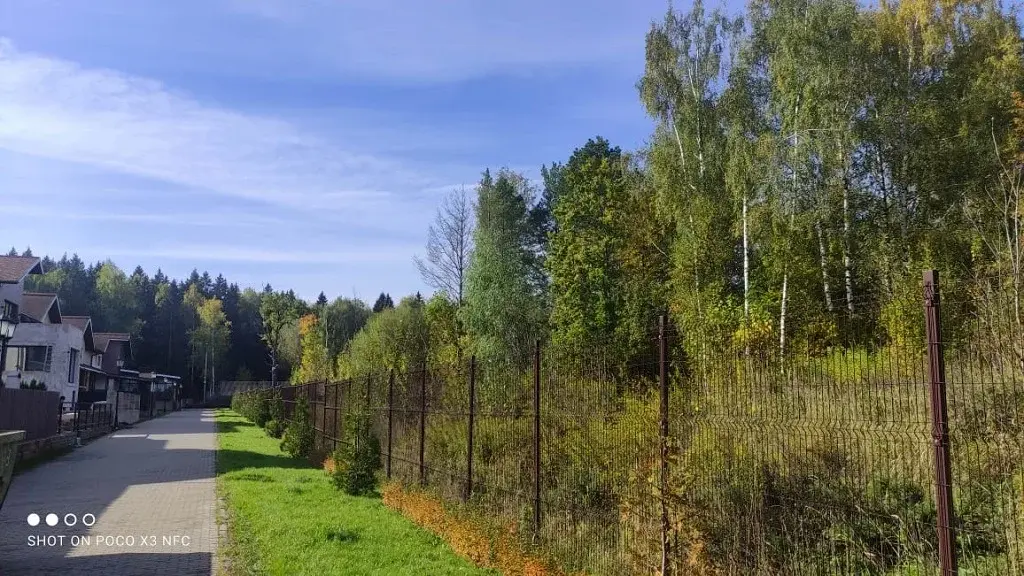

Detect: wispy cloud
[0,39,453,216]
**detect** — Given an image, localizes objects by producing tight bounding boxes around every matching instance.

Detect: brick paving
[0,409,218,575]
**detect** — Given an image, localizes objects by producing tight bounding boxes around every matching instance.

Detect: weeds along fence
[234,270,1024,575]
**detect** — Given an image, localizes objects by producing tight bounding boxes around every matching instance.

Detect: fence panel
[0,389,60,440]
[943,271,1024,575]
[229,270,1024,575]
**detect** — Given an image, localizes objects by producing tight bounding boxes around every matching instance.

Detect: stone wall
[16,432,75,463]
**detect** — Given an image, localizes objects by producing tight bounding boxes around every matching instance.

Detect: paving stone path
[0,409,218,575]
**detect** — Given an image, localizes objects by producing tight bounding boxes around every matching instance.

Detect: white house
[2,292,86,402]
[63,316,111,402]
[0,255,44,384]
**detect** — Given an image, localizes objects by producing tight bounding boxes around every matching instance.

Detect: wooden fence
[0,388,60,441]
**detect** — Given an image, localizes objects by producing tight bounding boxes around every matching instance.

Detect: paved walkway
[0,409,218,575]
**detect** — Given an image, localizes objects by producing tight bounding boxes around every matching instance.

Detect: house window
[68,349,79,383]
[24,346,53,372]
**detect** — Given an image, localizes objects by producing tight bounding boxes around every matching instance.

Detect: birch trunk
[816,220,834,312]
[743,193,750,321]
[842,183,855,314]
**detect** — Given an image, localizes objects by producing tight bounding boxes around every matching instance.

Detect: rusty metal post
[466,356,477,501]
[419,364,427,486]
[387,368,395,477]
[924,270,958,575]
[331,383,338,451]
[533,339,542,537]
[387,370,394,480]
[659,314,671,575]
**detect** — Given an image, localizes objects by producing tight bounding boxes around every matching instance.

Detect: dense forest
[10,247,375,399]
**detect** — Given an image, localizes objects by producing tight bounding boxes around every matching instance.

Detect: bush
[254,396,272,428]
[280,396,314,459]
[331,411,382,495]
[265,418,285,439]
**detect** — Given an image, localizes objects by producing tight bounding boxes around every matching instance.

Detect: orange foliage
[321,455,336,474]
[381,482,578,576]
[298,313,318,337]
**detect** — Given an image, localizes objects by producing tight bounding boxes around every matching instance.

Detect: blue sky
[0,0,674,302]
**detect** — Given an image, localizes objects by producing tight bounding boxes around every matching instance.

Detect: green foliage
[20,379,47,391]
[547,137,630,357]
[265,418,285,439]
[280,396,314,460]
[339,299,427,378]
[330,411,382,496]
[462,169,546,368]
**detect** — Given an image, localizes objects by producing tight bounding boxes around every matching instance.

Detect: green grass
[215,409,494,576]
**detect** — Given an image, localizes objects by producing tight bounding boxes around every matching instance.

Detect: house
[93,333,134,404]
[0,255,44,385]
[2,292,87,402]
[63,316,111,403]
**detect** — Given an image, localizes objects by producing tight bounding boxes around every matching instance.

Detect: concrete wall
[3,323,84,401]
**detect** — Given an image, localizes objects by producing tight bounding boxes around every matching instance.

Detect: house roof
[0,256,43,284]
[94,332,131,353]
[20,292,61,323]
[63,316,95,351]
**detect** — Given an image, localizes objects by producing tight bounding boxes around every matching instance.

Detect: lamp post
[0,302,18,390]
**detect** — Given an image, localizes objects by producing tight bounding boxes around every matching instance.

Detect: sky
[0,0,673,303]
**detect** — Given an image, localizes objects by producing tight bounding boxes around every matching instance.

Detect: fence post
[72,390,78,436]
[387,370,394,480]
[466,355,477,501]
[533,339,542,538]
[321,382,327,452]
[331,383,338,452]
[419,364,427,486]
[659,314,671,575]
[924,270,958,575]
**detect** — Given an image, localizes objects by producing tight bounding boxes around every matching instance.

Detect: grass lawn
[215,409,494,576]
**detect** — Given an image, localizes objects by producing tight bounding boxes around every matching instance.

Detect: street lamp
[0,301,18,388]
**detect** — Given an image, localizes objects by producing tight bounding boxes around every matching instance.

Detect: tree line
[333,0,1024,380]
[10,247,378,399]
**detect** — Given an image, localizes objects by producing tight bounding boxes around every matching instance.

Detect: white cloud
[0,39,451,216]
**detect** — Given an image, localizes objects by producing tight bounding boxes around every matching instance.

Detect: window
[68,349,79,383]
[23,346,52,372]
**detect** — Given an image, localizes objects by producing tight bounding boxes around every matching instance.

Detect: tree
[194,298,231,399]
[372,293,395,312]
[94,261,140,334]
[547,137,630,356]
[260,291,302,386]
[414,187,473,306]
[461,169,545,367]
[294,314,331,383]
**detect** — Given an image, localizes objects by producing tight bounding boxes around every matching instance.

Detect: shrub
[280,396,314,459]
[331,410,382,495]
[265,418,285,439]
[254,395,272,428]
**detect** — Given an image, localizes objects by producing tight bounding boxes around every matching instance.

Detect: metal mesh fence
[234,270,1024,575]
